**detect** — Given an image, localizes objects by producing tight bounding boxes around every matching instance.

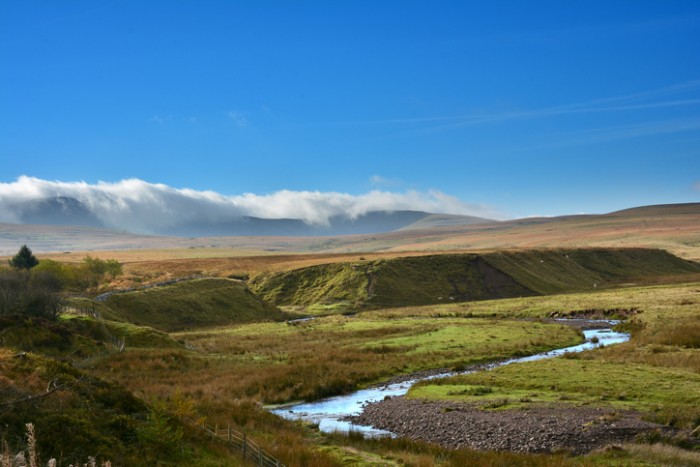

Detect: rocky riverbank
[347,398,667,454]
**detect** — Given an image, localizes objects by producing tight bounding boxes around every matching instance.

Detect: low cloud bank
[0,176,497,234]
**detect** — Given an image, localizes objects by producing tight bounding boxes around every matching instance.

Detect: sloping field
[250,248,700,311]
[483,248,700,294]
[99,278,289,331]
[380,203,700,262]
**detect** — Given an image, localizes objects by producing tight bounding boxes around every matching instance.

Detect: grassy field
[2,303,581,466]
[81,280,700,465]
[97,313,583,405]
[409,281,700,429]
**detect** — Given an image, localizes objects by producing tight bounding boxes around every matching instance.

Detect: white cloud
[149,115,171,126]
[369,174,401,188]
[227,111,248,127]
[0,176,498,233]
[694,181,700,191]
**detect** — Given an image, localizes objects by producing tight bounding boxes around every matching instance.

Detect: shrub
[1,423,112,467]
[0,269,63,320]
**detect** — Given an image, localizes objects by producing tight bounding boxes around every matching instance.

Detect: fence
[72,303,101,319]
[202,423,285,467]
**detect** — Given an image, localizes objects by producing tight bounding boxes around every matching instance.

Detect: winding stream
[271,321,630,437]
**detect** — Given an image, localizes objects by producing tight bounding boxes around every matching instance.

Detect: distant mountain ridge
[10,196,104,228]
[0,201,697,258]
[2,195,492,237]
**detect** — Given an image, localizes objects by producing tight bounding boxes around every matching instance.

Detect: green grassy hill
[100,278,289,332]
[251,248,700,312]
[0,320,240,466]
[483,248,700,295]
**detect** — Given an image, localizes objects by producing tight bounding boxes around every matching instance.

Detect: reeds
[0,424,111,467]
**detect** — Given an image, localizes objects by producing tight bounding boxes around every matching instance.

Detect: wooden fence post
[243,432,247,459]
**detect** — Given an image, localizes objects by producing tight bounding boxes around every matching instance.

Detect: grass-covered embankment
[101,277,290,331]
[251,248,700,313]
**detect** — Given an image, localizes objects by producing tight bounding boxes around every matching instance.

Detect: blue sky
[1,0,699,219]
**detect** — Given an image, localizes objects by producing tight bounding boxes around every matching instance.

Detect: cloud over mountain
[0,176,497,235]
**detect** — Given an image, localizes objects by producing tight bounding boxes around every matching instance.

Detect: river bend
[272,323,629,437]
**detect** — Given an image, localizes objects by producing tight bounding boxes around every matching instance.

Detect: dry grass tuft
[623,443,700,466]
[1,424,112,467]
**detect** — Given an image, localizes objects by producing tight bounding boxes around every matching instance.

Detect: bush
[0,268,63,320]
[35,257,124,292]
[34,260,78,290]
[73,256,124,290]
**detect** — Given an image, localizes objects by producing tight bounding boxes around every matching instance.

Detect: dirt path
[347,398,667,454]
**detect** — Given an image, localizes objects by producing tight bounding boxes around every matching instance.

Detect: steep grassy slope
[483,248,700,295]
[251,248,700,311]
[0,348,152,464]
[365,255,535,308]
[0,318,242,466]
[102,278,289,331]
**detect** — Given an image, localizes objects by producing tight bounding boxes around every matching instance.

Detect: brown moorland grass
[85,314,585,466]
[55,250,467,288]
[95,315,582,404]
[31,246,699,296]
[3,239,699,465]
[384,207,700,262]
[86,279,700,465]
[8,279,698,465]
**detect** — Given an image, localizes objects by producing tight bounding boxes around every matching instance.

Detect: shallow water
[271,324,629,436]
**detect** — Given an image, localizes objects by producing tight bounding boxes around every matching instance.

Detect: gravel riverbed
[346,398,667,454]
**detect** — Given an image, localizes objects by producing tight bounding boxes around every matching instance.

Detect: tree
[9,245,39,270]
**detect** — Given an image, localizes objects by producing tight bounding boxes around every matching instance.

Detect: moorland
[1,203,700,466]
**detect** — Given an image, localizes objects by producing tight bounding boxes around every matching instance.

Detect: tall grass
[326,431,581,467]
[98,316,580,405]
[621,443,700,466]
[1,424,112,467]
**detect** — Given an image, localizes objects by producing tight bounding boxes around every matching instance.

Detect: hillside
[0,345,154,464]
[380,202,700,261]
[250,248,700,311]
[98,278,290,332]
[0,314,251,466]
[398,213,495,230]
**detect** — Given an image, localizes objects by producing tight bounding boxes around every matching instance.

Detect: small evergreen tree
[9,245,39,270]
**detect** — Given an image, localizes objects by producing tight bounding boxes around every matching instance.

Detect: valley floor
[2,250,700,466]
